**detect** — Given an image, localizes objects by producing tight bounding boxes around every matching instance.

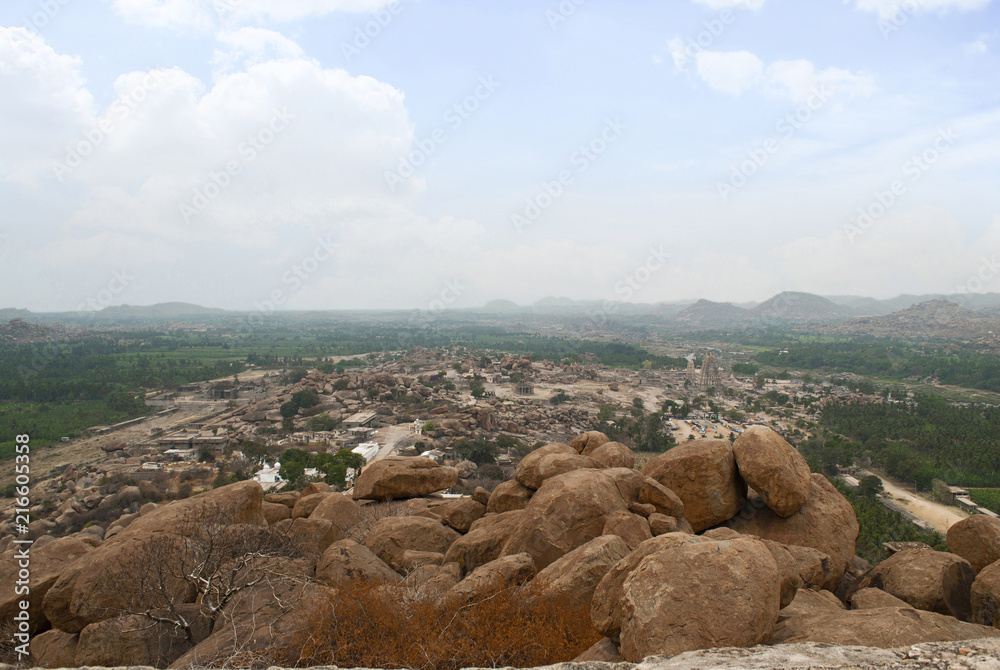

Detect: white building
[353,442,380,463]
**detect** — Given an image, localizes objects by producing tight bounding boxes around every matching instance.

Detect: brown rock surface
[572,637,623,662]
[262,501,291,525]
[852,587,911,610]
[780,588,845,620]
[732,426,812,517]
[502,469,629,569]
[648,514,693,536]
[729,473,858,590]
[364,515,460,573]
[532,535,631,609]
[617,537,781,662]
[971,560,1000,627]
[29,629,78,669]
[444,553,536,607]
[291,492,329,519]
[588,442,635,469]
[485,480,534,513]
[417,497,486,533]
[309,492,361,531]
[513,443,576,490]
[766,606,1000,647]
[591,533,713,637]
[0,536,93,628]
[947,515,1000,574]
[352,457,458,501]
[316,539,401,585]
[569,431,610,454]
[849,549,976,621]
[280,517,342,557]
[401,563,463,602]
[641,439,745,532]
[444,510,525,576]
[602,510,652,550]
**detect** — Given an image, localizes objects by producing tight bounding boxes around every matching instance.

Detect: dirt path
[865,470,969,533]
[373,424,417,461]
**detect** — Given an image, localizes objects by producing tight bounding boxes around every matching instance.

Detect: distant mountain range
[5,293,1000,332]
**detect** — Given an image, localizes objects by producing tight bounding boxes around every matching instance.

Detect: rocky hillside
[816,299,1000,340]
[4,427,1000,668]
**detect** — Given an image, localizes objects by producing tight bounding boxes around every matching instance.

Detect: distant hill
[751,292,855,323]
[0,318,89,344]
[93,302,228,319]
[818,299,1000,339]
[674,300,752,328]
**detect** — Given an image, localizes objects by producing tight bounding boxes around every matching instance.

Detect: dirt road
[865,471,969,533]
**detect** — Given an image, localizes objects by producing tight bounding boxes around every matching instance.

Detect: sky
[0,0,998,312]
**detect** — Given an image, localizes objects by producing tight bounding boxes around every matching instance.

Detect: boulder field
[10,426,1000,668]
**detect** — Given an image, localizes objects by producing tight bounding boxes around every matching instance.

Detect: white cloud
[0,27,95,183]
[964,34,991,55]
[684,49,875,102]
[847,0,994,19]
[692,0,767,9]
[111,0,398,31]
[211,27,306,72]
[695,50,764,95]
[764,60,876,104]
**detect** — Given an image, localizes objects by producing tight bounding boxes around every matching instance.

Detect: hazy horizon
[2,0,998,312]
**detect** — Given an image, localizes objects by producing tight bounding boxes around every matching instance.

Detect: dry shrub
[273,579,599,670]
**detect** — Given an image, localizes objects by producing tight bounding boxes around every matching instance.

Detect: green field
[968,489,1000,514]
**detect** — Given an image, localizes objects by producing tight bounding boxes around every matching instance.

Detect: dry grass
[273,579,599,670]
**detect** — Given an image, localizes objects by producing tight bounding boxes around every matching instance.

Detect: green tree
[858,475,884,498]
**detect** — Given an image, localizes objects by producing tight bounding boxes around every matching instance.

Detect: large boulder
[602,510,652,550]
[638,478,685,518]
[617,537,781,662]
[316,539,401,586]
[591,533,713,638]
[779,588,845,620]
[278,517,341,558]
[291,492,329,519]
[849,549,976,621]
[971,560,1000,627]
[363,515,460,573]
[502,469,629,569]
[262,501,291,525]
[641,439,745,532]
[520,452,602,491]
[416,497,486,533]
[513,443,576,490]
[569,431,610,454]
[947,515,1000,573]
[44,482,265,633]
[0,536,93,629]
[444,510,525,576]
[352,457,458,501]
[729,474,858,590]
[588,442,635,469]
[401,563,463,602]
[732,426,811,517]
[531,535,631,609]
[308,492,361,532]
[29,629,78,669]
[75,612,208,667]
[486,480,534,513]
[766,606,1000,647]
[443,553,536,608]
